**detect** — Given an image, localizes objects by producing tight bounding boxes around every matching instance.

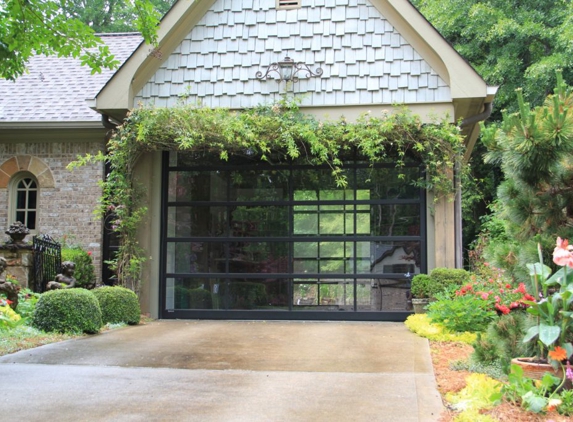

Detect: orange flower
[548,346,568,362]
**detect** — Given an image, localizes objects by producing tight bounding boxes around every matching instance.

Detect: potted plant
[410,274,434,313]
[512,237,573,385]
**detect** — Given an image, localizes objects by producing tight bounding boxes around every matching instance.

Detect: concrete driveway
[0,320,443,421]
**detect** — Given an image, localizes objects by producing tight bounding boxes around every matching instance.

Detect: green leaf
[523,325,539,343]
[538,323,560,347]
[527,263,551,280]
[521,391,547,414]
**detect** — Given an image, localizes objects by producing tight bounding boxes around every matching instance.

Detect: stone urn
[411,298,430,314]
[5,221,30,244]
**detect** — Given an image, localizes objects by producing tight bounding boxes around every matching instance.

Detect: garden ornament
[47,261,77,290]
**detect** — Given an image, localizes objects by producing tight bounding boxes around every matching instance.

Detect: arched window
[10,172,38,231]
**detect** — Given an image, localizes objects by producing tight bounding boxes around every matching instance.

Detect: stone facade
[0,139,105,283]
[0,247,33,289]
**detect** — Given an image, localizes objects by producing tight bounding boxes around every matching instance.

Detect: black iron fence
[33,234,61,293]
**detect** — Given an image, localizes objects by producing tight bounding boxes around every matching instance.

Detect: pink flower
[567,362,573,382]
[480,293,489,300]
[553,237,573,267]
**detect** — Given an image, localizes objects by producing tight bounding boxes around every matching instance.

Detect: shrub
[15,288,40,320]
[92,286,140,325]
[61,247,96,289]
[404,314,477,344]
[430,267,470,293]
[32,288,102,334]
[410,274,437,298]
[472,312,535,373]
[427,292,497,333]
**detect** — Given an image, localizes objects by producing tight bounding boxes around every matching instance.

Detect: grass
[0,326,82,356]
[0,315,151,357]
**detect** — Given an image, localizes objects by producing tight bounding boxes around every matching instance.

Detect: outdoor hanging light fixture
[256,56,323,83]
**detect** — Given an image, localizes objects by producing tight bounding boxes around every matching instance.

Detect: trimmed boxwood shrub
[430,267,470,292]
[32,288,102,334]
[92,286,140,325]
[61,247,96,289]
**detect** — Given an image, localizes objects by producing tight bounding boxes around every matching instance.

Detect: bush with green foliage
[430,267,470,293]
[410,274,438,299]
[472,312,535,374]
[404,314,477,344]
[92,286,140,325]
[32,288,102,334]
[427,292,497,333]
[480,73,573,285]
[15,288,40,320]
[61,247,96,289]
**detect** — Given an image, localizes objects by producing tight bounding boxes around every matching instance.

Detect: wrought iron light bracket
[256,56,323,83]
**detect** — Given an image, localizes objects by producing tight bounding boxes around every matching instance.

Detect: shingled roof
[0,33,142,124]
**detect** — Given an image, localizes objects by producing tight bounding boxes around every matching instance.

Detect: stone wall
[0,247,33,289]
[0,136,106,282]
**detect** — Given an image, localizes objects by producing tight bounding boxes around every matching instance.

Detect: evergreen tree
[481,72,573,281]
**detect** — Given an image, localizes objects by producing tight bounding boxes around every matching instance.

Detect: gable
[134,0,450,109]
[96,0,492,129]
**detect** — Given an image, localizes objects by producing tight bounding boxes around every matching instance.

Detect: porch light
[256,56,323,83]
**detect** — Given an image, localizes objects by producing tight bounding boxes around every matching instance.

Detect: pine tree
[482,71,573,280]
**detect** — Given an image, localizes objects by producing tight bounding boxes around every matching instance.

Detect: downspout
[453,102,494,268]
[101,114,119,133]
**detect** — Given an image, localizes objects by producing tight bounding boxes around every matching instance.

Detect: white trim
[9,172,39,233]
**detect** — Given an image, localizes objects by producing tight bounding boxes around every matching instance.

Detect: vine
[69,100,466,294]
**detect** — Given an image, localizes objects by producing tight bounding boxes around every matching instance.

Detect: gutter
[0,121,104,130]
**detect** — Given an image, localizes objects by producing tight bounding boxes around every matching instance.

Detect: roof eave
[0,121,105,130]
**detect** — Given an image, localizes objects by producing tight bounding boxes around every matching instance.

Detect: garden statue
[47,261,77,290]
[5,221,30,245]
[0,257,20,309]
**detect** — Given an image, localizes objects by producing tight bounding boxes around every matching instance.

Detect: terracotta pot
[411,298,430,314]
[511,357,563,380]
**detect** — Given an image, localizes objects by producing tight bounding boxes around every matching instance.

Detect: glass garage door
[160,151,426,320]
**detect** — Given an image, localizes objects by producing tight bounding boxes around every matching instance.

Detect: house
[0,0,496,321]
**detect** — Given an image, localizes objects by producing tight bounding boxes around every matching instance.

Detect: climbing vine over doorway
[69,100,466,293]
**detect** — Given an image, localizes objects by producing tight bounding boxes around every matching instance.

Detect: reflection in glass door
[161,151,425,319]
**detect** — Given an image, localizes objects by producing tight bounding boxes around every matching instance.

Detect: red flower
[495,303,510,314]
[515,283,527,294]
